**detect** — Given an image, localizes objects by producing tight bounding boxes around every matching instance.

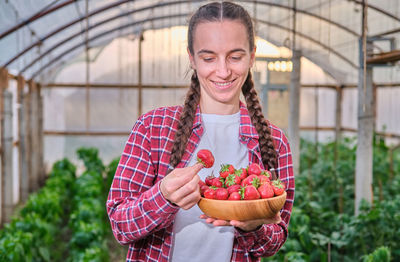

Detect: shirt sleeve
[234,132,295,257]
[106,116,179,245]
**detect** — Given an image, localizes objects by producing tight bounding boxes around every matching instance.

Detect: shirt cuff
[234,224,272,248]
[143,180,180,218]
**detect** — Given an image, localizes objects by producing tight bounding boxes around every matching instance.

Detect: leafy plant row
[263,136,400,262]
[0,159,76,261]
[67,148,110,262]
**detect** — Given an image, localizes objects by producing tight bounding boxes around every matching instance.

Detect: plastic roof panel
[1,0,400,83]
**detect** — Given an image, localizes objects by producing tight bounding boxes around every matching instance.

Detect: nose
[215,59,231,79]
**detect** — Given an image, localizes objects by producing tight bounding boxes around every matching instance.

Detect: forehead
[192,20,250,53]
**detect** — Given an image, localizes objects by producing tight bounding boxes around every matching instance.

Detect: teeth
[214,81,232,87]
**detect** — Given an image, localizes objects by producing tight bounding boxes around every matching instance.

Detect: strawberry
[261,170,272,179]
[240,185,260,200]
[215,188,229,200]
[258,183,274,199]
[203,187,216,199]
[271,179,285,196]
[205,174,215,186]
[197,149,215,168]
[200,185,209,196]
[228,191,242,200]
[198,180,206,187]
[212,177,224,188]
[258,175,270,186]
[219,164,235,178]
[224,173,241,187]
[227,184,241,195]
[247,163,262,176]
[235,168,248,180]
[241,174,260,188]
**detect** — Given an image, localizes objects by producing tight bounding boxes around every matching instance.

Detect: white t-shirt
[170,112,249,262]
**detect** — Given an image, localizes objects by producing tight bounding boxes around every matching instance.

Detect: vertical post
[85,0,90,132]
[138,33,144,117]
[2,91,13,223]
[24,81,32,192]
[335,85,344,213]
[1,66,13,223]
[17,75,29,202]
[37,84,45,182]
[288,50,301,176]
[0,68,8,224]
[31,81,40,188]
[28,80,39,192]
[335,85,343,143]
[355,0,373,215]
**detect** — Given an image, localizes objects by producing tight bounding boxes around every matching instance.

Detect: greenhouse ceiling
[1,0,400,84]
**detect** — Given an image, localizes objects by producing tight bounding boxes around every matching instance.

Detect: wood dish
[197,191,286,221]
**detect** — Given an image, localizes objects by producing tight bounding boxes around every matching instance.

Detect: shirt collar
[191,102,259,140]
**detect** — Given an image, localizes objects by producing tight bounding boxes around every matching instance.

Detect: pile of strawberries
[196,149,285,201]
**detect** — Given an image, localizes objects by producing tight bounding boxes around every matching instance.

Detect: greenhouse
[0,0,399,261]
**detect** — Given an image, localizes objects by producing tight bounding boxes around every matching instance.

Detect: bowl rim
[199,191,287,203]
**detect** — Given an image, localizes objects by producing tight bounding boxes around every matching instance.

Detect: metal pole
[355,0,374,215]
[17,75,29,202]
[2,90,13,223]
[138,33,144,117]
[288,50,301,176]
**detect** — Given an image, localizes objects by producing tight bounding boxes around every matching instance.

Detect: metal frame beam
[5,0,361,70]
[29,13,359,79]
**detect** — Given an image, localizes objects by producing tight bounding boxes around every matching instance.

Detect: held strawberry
[215,188,229,200]
[271,179,285,196]
[247,163,262,176]
[197,149,215,168]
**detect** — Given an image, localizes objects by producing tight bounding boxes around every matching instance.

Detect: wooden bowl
[197,191,286,221]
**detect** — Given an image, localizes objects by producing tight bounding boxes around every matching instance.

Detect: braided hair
[169,1,278,178]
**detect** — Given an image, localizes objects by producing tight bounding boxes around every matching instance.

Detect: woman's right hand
[160,163,203,210]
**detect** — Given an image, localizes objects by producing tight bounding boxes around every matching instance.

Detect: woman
[107,2,294,261]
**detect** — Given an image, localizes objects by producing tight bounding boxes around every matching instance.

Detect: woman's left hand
[199,212,281,232]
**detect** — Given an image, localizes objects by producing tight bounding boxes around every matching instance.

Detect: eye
[203,57,215,62]
[230,56,242,62]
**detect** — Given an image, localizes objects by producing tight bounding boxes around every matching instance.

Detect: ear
[250,46,256,67]
[187,47,196,69]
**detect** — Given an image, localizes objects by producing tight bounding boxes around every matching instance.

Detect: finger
[212,220,231,227]
[178,189,201,210]
[175,163,203,178]
[170,174,200,200]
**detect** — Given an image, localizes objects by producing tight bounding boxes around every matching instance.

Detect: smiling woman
[188,20,255,115]
[106,2,294,262]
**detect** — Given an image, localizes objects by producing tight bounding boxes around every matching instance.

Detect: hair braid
[242,72,278,179]
[169,73,201,169]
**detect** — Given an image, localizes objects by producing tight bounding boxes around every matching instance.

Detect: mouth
[211,79,236,89]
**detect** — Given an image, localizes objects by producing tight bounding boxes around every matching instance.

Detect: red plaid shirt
[107,102,295,262]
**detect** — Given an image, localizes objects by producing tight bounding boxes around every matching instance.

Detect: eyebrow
[197,48,247,55]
